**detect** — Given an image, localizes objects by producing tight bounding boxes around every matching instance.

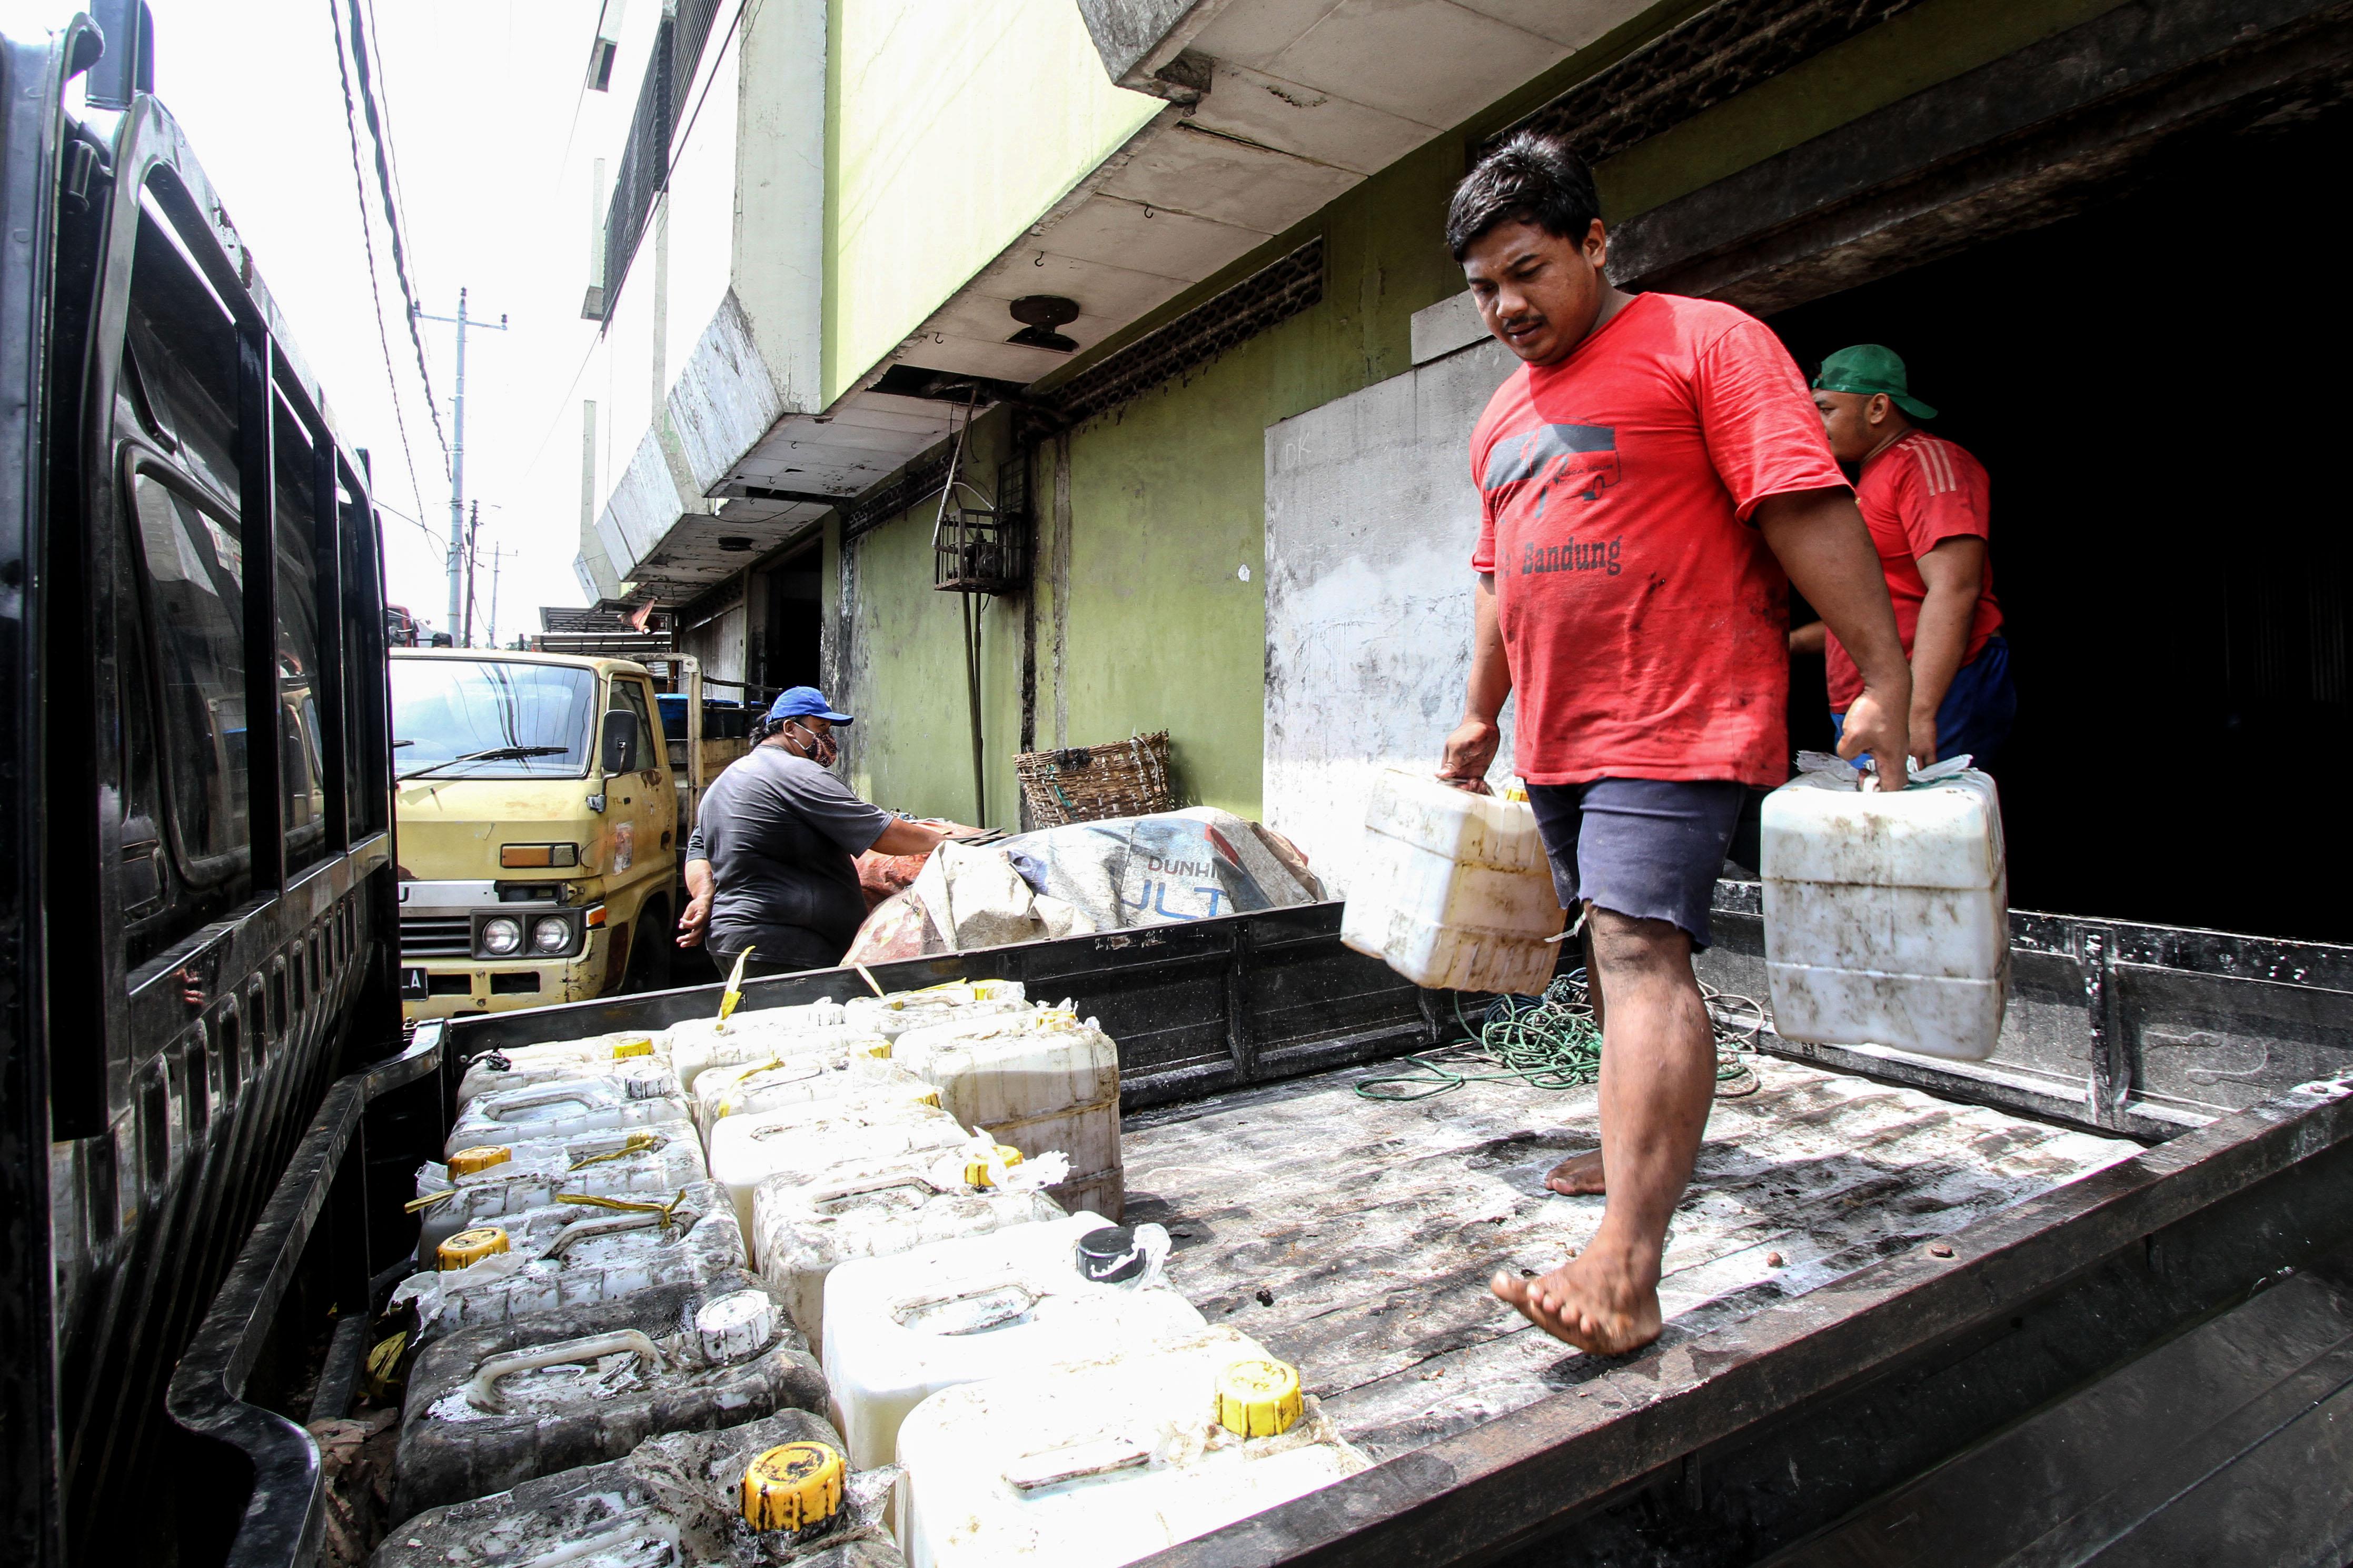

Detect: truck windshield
[391,660,598,779]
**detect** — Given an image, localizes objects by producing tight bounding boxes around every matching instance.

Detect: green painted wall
[827,0,2117,828]
[821,0,1163,406]
[827,410,1031,829]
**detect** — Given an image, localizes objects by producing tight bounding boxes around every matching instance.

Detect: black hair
[1445,132,1601,261]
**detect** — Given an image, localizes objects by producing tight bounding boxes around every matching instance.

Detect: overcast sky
[144,0,602,642]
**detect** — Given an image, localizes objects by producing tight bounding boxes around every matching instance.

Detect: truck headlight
[479,916,523,957]
[531,915,573,954]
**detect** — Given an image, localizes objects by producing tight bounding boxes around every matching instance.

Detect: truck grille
[400,915,472,957]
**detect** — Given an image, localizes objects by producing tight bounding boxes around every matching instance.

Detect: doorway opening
[1768,112,2352,942]
[756,542,823,701]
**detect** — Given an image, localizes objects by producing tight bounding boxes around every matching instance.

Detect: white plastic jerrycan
[892,1324,1367,1568]
[691,1044,904,1137]
[390,1180,747,1342]
[444,1074,690,1157]
[372,1408,905,1568]
[708,1094,971,1251]
[889,1007,1123,1221]
[665,998,853,1090]
[1341,768,1566,994]
[1762,755,2009,1061]
[413,1121,708,1253]
[754,1156,1065,1346]
[454,1032,669,1107]
[842,980,1029,1042]
[820,1214,1204,1479]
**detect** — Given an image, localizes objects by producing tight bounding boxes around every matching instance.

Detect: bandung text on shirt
[1522,537,1622,576]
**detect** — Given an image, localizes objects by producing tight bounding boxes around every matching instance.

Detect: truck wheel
[621,900,673,993]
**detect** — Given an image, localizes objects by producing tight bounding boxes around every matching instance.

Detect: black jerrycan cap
[1075,1225,1151,1284]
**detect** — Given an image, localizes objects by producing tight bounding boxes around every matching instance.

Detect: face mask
[786,720,838,767]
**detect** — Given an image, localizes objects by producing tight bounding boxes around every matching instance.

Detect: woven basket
[1015,731,1175,826]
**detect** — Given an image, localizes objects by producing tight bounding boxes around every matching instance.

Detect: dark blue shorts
[1833,634,2016,770]
[1524,778,1746,949]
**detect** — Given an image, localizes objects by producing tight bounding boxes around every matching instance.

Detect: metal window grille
[600,19,673,321]
[594,2,728,322]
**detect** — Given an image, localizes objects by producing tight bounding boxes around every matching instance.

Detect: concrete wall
[822,0,1163,404]
[1263,336,1520,894]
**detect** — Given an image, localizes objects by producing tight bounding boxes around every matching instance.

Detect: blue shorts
[1833,634,2017,770]
[1524,778,1745,950]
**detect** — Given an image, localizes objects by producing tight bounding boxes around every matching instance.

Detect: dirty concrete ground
[1121,1054,2138,1460]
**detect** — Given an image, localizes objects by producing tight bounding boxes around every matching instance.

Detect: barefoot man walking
[1438,135,1912,1355]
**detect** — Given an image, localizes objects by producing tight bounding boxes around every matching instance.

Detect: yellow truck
[391,648,749,1021]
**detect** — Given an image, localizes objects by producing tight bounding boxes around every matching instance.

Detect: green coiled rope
[1354,969,1768,1102]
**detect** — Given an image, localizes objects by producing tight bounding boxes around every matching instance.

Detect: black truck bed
[1126,1054,2133,1462]
[168,894,2353,1568]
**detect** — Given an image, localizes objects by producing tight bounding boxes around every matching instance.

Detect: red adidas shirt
[1823,429,2004,711]
[1470,292,1847,788]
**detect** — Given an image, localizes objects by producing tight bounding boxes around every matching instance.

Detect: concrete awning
[622,0,1643,602]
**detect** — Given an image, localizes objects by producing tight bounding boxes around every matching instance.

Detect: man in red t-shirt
[1435,134,1912,1355]
[1795,345,2016,768]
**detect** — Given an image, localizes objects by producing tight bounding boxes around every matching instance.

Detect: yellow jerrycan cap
[610,1036,656,1060]
[447,1146,513,1177]
[1215,1357,1303,1438]
[436,1226,511,1271]
[962,1144,1025,1187]
[741,1440,845,1533]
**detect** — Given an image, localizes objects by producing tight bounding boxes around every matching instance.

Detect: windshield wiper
[397,745,569,782]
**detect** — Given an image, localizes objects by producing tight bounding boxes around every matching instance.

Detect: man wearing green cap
[1797,345,2014,768]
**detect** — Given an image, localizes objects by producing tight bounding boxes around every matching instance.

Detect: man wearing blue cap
[676,686,943,975]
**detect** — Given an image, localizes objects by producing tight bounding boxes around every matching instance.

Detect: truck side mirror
[601,710,641,774]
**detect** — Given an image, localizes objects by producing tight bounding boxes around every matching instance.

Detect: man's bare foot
[1545,1150,1605,1196]
[1490,1249,1662,1355]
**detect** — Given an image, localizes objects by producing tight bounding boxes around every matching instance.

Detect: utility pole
[486,544,515,650]
[461,500,482,647]
[413,288,507,642]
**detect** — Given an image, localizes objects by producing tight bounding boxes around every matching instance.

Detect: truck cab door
[601,673,673,890]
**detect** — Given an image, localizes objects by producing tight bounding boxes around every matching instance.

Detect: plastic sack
[842,840,1093,965]
[998,807,1323,930]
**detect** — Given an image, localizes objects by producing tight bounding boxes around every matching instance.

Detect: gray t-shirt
[686,745,892,956]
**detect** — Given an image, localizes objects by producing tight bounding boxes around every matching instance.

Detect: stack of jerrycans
[889,1002,1123,1220]
[381,1023,907,1568]
[690,985,1071,1347]
[394,1032,742,1339]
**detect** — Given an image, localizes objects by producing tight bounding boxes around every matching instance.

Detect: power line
[343,0,451,473]
[325,0,428,533]
[373,493,449,554]
[360,0,421,289]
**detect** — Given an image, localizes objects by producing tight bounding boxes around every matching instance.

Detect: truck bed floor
[1122,1052,2138,1461]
